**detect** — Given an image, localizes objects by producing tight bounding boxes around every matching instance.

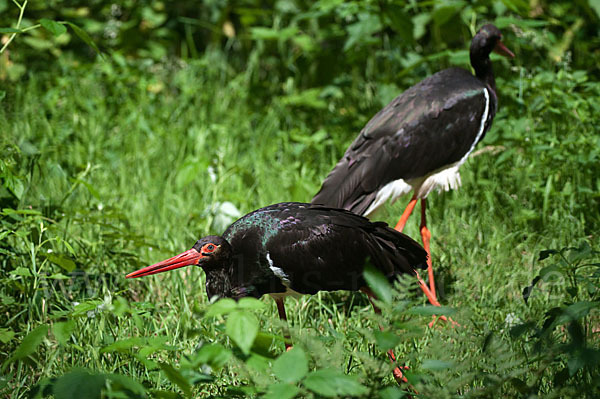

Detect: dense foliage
[1,0,599,398]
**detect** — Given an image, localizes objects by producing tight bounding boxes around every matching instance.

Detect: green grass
[1,47,599,398]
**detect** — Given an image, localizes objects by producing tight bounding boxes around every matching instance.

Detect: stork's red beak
[493,40,515,58]
[126,248,202,278]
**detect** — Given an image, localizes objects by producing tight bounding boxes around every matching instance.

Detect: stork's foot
[428,315,460,329]
[392,365,410,384]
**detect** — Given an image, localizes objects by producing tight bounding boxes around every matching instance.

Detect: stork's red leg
[419,200,459,328]
[420,199,436,298]
[360,288,411,386]
[274,296,293,351]
[395,196,439,307]
[394,196,418,232]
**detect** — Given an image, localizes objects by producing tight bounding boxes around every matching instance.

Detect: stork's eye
[202,243,216,253]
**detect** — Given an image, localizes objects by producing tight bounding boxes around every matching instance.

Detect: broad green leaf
[150,390,178,399]
[500,0,529,12]
[7,177,23,199]
[407,305,456,316]
[51,369,106,399]
[205,298,237,317]
[0,27,21,33]
[2,208,41,216]
[245,353,270,371]
[0,328,15,344]
[100,337,146,353]
[40,19,67,36]
[374,330,401,351]
[105,373,147,396]
[590,0,600,18]
[2,325,48,371]
[226,310,258,354]
[280,88,327,109]
[46,253,76,272]
[72,300,103,316]
[303,369,368,397]
[9,267,32,277]
[159,363,191,397]
[263,382,300,399]
[238,297,266,310]
[421,359,455,371]
[188,343,232,370]
[431,1,466,26]
[251,332,279,358]
[52,321,75,345]
[363,264,392,305]
[379,386,407,399]
[344,13,382,51]
[539,249,559,260]
[556,301,598,324]
[273,347,308,383]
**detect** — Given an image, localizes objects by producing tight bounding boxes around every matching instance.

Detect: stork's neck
[470,53,496,94]
[204,267,232,300]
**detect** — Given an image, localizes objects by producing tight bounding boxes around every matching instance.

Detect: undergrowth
[1,4,600,398]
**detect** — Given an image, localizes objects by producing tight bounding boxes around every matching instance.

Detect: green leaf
[273,347,308,383]
[226,310,258,354]
[539,249,559,260]
[40,19,67,36]
[556,301,598,324]
[105,373,147,396]
[159,363,191,397]
[0,328,15,344]
[379,386,407,399]
[52,321,75,345]
[363,264,392,305]
[188,343,232,370]
[251,332,278,358]
[280,88,327,109]
[590,0,600,19]
[303,369,368,397]
[101,336,169,354]
[407,306,456,316]
[374,330,401,351]
[9,267,32,277]
[421,359,455,371]
[0,27,22,33]
[46,253,76,272]
[238,297,266,310]
[263,383,300,399]
[7,177,24,199]
[344,13,382,51]
[431,1,466,26]
[51,369,106,399]
[205,298,237,317]
[2,325,48,371]
[65,22,101,55]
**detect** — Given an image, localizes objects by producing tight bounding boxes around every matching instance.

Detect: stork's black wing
[236,203,428,295]
[312,68,496,215]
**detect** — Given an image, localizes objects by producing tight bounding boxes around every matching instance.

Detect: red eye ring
[203,243,216,253]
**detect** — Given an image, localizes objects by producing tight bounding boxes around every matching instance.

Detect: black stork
[126,202,427,383]
[312,24,514,306]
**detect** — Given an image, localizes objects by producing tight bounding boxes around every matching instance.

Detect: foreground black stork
[126,202,427,383]
[312,24,514,306]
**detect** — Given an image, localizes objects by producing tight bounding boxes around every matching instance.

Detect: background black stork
[312,24,514,306]
[126,202,427,383]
